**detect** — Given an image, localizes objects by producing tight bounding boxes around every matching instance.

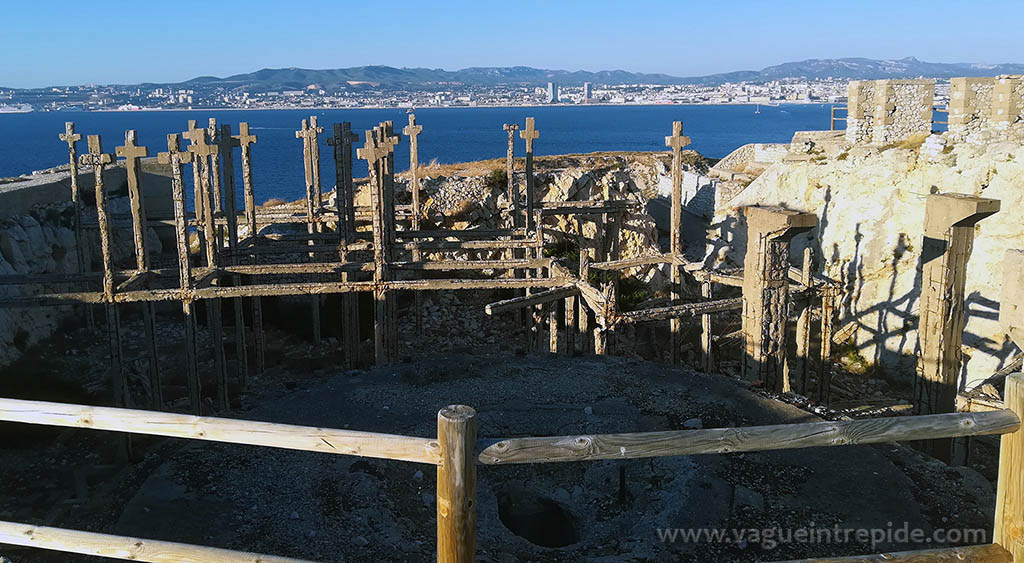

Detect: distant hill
[17,57,1024,92]
[680,57,1024,85]
[167,58,1024,91]
[158,65,690,92]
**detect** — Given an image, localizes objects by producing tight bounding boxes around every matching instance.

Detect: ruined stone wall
[845,80,934,144]
[949,75,1024,143]
[845,81,877,143]
[871,80,934,144]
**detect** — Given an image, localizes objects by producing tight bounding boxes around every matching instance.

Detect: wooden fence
[3,373,1024,562]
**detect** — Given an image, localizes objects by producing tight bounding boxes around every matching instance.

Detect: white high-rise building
[545,82,558,103]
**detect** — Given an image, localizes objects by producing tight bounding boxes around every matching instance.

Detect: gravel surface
[104,353,944,562]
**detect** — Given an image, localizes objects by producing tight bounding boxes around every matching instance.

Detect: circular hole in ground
[497,488,580,548]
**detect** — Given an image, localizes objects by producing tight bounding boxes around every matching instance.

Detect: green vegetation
[617,276,652,311]
[543,240,579,263]
[837,338,876,376]
[484,168,508,190]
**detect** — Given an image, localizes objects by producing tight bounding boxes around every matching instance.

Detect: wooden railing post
[996,249,1024,557]
[437,405,477,563]
[995,373,1024,558]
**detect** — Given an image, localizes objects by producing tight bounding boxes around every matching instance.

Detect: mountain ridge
[15,57,1024,91]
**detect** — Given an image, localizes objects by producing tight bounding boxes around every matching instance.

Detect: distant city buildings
[4,75,952,111]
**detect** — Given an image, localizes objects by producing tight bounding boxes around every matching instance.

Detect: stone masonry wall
[845,80,877,143]
[871,80,934,144]
[949,75,1024,143]
[846,80,934,144]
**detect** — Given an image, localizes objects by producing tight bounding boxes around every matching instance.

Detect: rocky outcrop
[328,152,710,288]
[0,196,164,366]
[711,134,1024,387]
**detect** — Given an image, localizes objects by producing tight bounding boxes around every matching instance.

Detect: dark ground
[0,294,1003,562]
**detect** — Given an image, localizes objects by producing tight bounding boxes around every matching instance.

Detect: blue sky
[1,0,1022,88]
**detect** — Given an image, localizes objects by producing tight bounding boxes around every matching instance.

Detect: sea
[0,104,834,205]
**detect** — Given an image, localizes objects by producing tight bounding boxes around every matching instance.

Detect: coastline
[9,100,835,114]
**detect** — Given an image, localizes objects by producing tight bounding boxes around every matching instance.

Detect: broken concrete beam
[915,193,1000,462]
[741,206,816,392]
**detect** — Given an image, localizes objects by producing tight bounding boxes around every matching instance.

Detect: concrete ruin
[2,79,1024,561]
[3,115,847,420]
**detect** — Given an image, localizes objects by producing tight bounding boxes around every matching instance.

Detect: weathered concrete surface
[741,206,816,390]
[0,162,172,366]
[712,136,1024,388]
[114,354,938,561]
[915,194,1000,420]
[1003,250,1024,350]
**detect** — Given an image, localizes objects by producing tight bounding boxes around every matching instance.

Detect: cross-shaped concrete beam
[183,120,219,266]
[116,130,150,271]
[326,122,359,147]
[403,113,424,236]
[403,113,423,140]
[80,135,114,167]
[519,117,539,152]
[234,122,258,148]
[59,121,81,149]
[296,118,324,206]
[59,121,89,282]
[357,128,385,164]
[80,135,116,300]
[378,122,399,154]
[158,134,195,291]
[519,118,539,229]
[665,120,691,152]
[116,129,148,186]
[233,122,258,236]
[183,121,218,157]
[157,133,194,166]
[503,123,520,226]
[327,123,359,238]
[665,120,691,257]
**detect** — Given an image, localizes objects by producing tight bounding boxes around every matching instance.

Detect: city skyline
[2,0,1023,88]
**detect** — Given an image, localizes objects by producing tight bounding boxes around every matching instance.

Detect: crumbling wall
[949,75,1024,143]
[845,80,877,143]
[845,80,934,144]
[0,165,169,367]
[871,80,934,144]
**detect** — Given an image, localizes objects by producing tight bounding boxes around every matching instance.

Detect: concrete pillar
[1001,249,1024,369]
[914,193,1000,460]
[741,206,816,391]
[992,76,1022,129]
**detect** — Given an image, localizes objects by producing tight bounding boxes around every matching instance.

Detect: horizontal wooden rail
[485,285,579,315]
[392,258,551,271]
[399,228,529,239]
[0,520,312,563]
[775,543,1010,562]
[590,253,675,271]
[402,239,539,251]
[477,409,1019,464]
[0,276,567,307]
[616,297,744,324]
[0,398,441,465]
